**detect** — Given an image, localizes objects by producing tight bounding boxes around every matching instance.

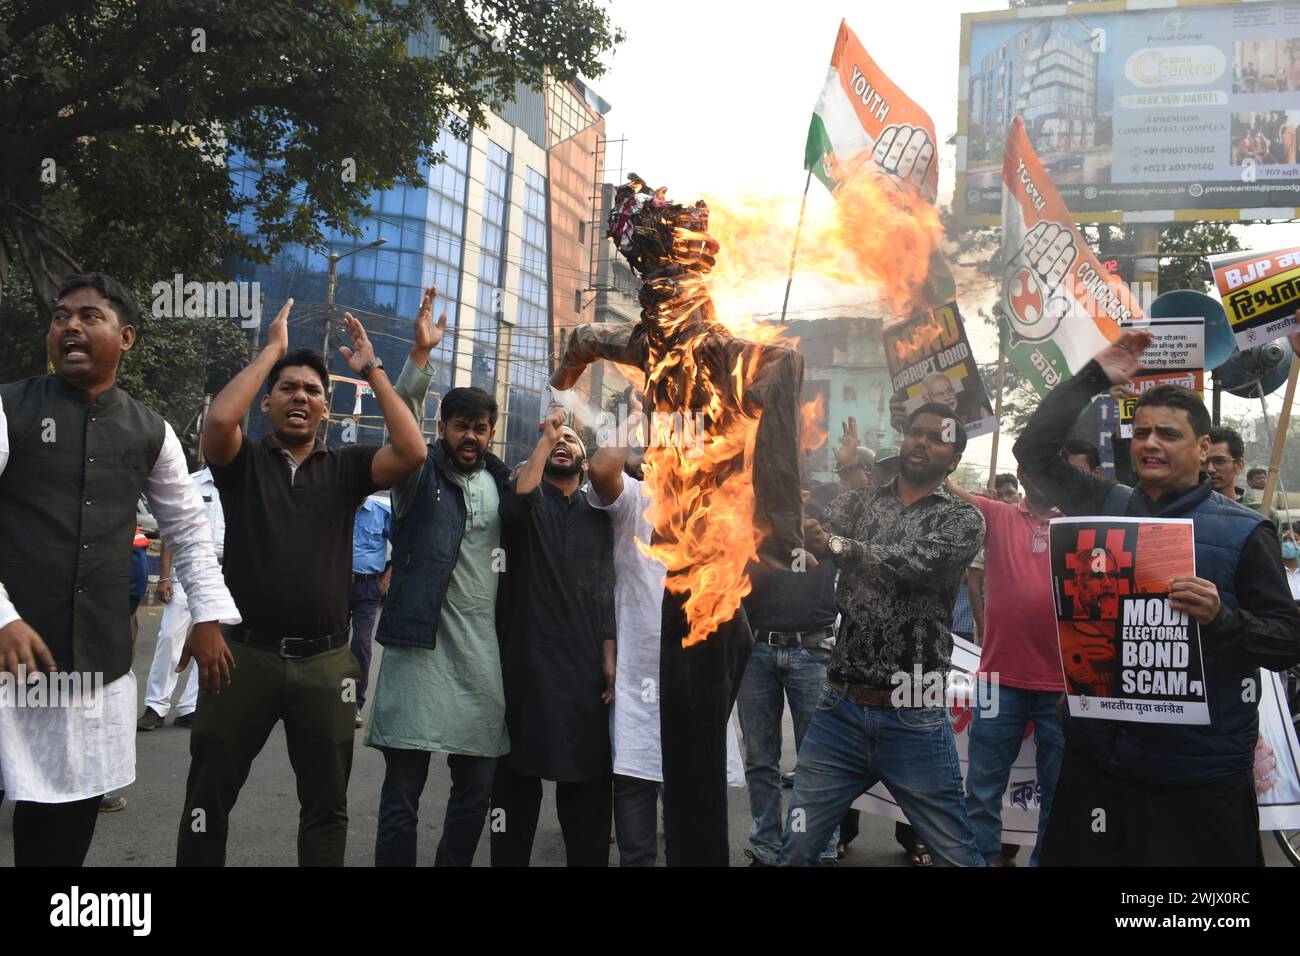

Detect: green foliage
[0,0,621,430]
[0,0,623,309]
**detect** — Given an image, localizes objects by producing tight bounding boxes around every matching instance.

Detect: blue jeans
[737,641,838,863]
[965,682,1064,867]
[778,685,984,867]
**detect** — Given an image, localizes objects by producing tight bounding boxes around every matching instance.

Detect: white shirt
[1286,565,1300,602]
[588,473,744,785]
[191,467,225,562]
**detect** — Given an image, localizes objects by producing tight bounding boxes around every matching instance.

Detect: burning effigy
[551,175,806,648]
[550,174,806,865]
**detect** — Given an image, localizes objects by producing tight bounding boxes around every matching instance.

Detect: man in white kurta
[586,447,743,866]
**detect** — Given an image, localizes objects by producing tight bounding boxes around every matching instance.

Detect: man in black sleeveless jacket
[0,273,237,866]
[1015,329,1300,865]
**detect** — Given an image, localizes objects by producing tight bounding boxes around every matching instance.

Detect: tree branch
[1,0,99,46]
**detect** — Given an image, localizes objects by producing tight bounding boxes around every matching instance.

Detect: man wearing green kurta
[363,287,562,866]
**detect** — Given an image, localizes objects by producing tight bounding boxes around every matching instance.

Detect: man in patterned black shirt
[779,403,986,866]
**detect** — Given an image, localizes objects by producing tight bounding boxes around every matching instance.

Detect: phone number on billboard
[1139,147,1216,156]
[1138,164,1215,173]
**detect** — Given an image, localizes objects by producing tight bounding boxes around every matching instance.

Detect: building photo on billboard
[958,0,1300,222]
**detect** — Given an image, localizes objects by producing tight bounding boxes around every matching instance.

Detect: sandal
[907,842,932,866]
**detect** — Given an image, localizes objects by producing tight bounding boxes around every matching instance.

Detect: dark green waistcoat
[0,376,165,681]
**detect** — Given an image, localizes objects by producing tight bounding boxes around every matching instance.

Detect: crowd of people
[1,274,1299,868]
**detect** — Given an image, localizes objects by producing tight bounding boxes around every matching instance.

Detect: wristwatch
[828,534,849,556]
[360,357,384,377]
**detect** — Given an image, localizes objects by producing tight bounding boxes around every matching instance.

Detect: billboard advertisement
[957,0,1300,223]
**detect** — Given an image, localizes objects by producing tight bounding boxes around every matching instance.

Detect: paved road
[0,607,1288,867]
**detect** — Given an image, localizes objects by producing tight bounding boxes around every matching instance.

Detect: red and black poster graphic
[1048,516,1209,725]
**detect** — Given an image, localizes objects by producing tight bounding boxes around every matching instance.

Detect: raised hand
[834,417,860,468]
[339,312,377,376]
[889,388,911,434]
[1095,329,1152,387]
[266,298,292,357]
[539,409,566,445]
[413,285,447,357]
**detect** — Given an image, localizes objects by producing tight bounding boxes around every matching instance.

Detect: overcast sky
[590,0,1300,475]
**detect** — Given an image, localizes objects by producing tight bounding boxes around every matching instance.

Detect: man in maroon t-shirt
[946,467,1065,866]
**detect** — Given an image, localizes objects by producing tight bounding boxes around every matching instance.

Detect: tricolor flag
[803,20,938,200]
[1000,116,1139,397]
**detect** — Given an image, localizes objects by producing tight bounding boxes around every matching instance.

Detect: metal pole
[197,393,211,468]
[986,315,1007,491]
[779,168,814,324]
[1260,362,1300,516]
[322,253,340,443]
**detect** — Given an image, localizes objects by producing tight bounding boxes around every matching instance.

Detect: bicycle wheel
[1277,829,1300,865]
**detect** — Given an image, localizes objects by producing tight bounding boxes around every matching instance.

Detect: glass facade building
[228,76,608,461]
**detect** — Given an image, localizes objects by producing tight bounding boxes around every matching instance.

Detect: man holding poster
[1014,330,1300,866]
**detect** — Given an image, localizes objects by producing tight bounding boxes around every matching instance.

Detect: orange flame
[700,156,942,336]
[801,392,829,458]
[628,156,942,647]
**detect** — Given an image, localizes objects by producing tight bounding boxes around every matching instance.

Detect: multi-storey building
[229,50,609,465]
[971,18,1099,156]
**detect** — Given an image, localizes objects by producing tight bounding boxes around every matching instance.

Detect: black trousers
[13,795,102,866]
[1040,741,1264,867]
[660,588,753,866]
[375,749,498,866]
[489,764,611,867]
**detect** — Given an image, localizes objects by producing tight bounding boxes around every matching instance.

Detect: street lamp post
[320,237,386,440]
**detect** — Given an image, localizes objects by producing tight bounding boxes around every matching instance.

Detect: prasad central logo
[1126,45,1225,88]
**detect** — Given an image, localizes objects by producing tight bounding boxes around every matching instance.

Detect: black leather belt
[352,571,382,582]
[753,625,835,649]
[827,679,904,708]
[222,623,350,659]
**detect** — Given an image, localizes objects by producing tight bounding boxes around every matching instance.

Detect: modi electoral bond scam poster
[1117,317,1205,438]
[882,300,997,439]
[1209,245,1300,347]
[1049,516,1210,725]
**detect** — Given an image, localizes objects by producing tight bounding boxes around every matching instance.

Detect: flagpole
[1259,360,1300,516]
[780,168,814,324]
[986,313,1008,491]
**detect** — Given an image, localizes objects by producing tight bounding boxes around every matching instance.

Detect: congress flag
[803,20,938,200]
[1000,116,1140,397]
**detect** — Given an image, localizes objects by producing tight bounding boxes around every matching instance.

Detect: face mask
[1282,541,1298,561]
